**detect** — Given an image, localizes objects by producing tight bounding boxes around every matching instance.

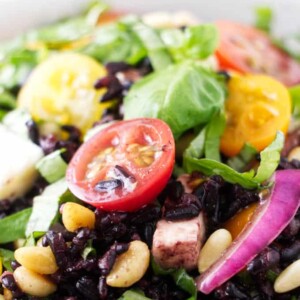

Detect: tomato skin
[220,74,291,157]
[66,118,175,212]
[18,53,107,134]
[215,21,300,87]
[224,203,258,240]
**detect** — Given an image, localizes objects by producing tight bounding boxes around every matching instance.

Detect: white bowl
[0,0,299,41]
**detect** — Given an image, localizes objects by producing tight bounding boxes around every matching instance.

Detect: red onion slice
[196,170,300,294]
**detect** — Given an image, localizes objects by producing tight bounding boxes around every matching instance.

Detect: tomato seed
[95,179,123,192]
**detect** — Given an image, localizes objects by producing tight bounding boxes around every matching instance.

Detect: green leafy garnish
[24,231,45,247]
[184,132,284,189]
[80,19,147,65]
[289,85,300,120]
[0,89,16,120]
[172,268,197,300]
[227,143,257,172]
[128,17,173,71]
[151,258,196,300]
[118,290,151,300]
[36,149,68,183]
[204,112,226,161]
[26,179,78,236]
[254,6,273,33]
[0,208,32,244]
[124,61,225,139]
[161,24,219,62]
[253,131,284,183]
[0,248,15,271]
[82,240,96,260]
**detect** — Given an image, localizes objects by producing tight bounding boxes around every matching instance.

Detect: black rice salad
[1,2,300,300]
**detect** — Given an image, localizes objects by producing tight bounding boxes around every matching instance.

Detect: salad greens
[203,112,226,161]
[0,89,16,121]
[152,258,197,300]
[0,1,299,299]
[25,179,78,236]
[254,6,273,33]
[80,18,148,65]
[184,131,284,189]
[36,149,68,183]
[289,85,300,120]
[227,143,257,172]
[0,248,15,271]
[118,290,152,300]
[124,62,225,139]
[0,208,32,244]
[161,24,219,62]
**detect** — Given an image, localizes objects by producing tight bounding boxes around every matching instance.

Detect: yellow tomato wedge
[220,74,291,157]
[224,202,258,240]
[18,53,106,134]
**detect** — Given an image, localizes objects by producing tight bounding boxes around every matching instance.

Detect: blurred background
[0,0,299,41]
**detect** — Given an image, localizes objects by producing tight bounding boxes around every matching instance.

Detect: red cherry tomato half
[66,118,175,211]
[215,20,300,86]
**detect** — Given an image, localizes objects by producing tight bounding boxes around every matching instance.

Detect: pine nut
[288,146,300,161]
[14,266,57,297]
[274,259,300,293]
[3,288,12,300]
[198,228,232,273]
[14,246,58,275]
[106,240,150,287]
[62,202,95,232]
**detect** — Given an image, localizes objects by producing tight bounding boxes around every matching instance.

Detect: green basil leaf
[151,256,175,276]
[161,24,219,62]
[36,149,68,183]
[254,6,273,33]
[0,248,15,271]
[0,89,16,120]
[227,143,257,172]
[183,24,219,60]
[151,259,196,299]
[172,268,197,300]
[184,128,206,162]
[128,17,173,70]
[204,112,225,161]
[184,132,283,189]
[0,208,32,244]
[26,179,78,236]
[124,62,225,139]
[80,21,147,65]
[118,289,151,300]
[253,131,284,183]
[184,156,258,189]
[82,240,96,260]
[289,85,300,119]
[0,90,16,109]
[24,231,45,247]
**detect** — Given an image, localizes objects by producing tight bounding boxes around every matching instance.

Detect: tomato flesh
[220,74,291,157]
[216,21,300,87]
[66,118,175,211]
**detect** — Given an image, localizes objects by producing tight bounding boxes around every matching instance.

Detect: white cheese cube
[0,125,43,200]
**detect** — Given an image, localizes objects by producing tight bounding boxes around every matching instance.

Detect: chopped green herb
[36,149,68,183]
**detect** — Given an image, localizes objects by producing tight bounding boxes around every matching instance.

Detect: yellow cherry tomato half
[220,74,291,157]
[18,53,106,134]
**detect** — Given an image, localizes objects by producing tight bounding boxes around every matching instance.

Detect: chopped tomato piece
[224,203,258,239]
[215,20,300,86]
